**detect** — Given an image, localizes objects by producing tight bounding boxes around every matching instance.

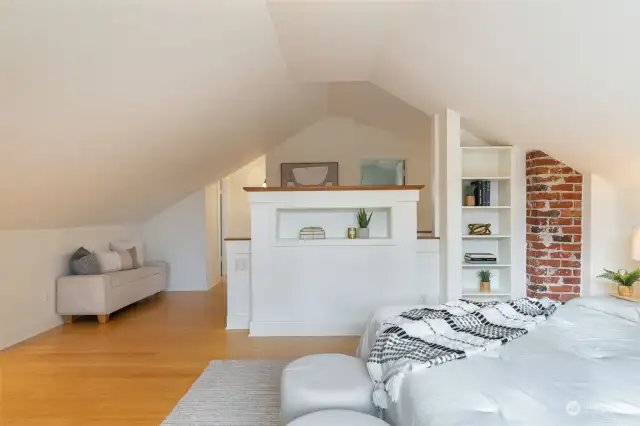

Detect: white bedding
[359,297,640,426]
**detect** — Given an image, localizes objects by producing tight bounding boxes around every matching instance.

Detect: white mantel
[226,186,440,336]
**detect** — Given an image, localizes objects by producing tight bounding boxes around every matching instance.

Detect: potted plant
[478,269,494,293]
[356,208,373,239]
[464,184,477,206]
[597,268,640,297]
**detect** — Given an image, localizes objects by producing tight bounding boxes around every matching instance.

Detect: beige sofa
[56,262,168,324]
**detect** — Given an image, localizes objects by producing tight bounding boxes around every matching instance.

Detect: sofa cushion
[106,265,163,288]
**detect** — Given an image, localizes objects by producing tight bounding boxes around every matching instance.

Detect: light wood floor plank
[0,282,358,425]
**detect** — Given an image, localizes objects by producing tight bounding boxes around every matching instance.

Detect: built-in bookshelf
[457,144,525,301]
[436,112,525,304]
[276,207,392,240]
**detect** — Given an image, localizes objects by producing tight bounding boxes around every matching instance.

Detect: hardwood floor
[0,283,358,425]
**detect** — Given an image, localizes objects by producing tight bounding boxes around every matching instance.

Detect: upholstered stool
[280,354,375,424]
[286,410,388,426]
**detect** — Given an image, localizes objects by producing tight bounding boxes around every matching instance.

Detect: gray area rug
[162,360,287,426]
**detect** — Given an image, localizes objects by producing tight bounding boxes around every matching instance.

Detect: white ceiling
[2,0,639,228]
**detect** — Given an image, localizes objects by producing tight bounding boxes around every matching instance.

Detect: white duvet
[359,297,640,426]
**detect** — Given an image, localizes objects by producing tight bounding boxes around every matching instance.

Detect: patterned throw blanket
[367,297,560,409]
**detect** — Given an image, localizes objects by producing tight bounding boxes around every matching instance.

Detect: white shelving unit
[459,145,525,301]
[435,111,525,304]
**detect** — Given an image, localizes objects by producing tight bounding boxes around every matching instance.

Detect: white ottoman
[287,410,388,426]
[281,354,375,424]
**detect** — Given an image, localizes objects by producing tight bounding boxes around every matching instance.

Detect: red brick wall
[526,150,582,301]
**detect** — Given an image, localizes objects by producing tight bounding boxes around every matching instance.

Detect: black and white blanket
[367,297,560,409]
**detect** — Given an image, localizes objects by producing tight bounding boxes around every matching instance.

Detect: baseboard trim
[249,321,363,337]
[226,313,250,330]
[210,276,224,289]
[2,316,62,350]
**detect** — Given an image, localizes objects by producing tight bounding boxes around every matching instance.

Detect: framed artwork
[280,162,339,187]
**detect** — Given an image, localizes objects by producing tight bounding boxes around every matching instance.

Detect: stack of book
[472,180,491,206]
[464,253,497,264]
[299,227,326,240]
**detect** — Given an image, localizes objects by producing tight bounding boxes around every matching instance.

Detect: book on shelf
[299,226,326,240]
[483,181,490,206]
[464,253,497,264]
[472,180,491,206]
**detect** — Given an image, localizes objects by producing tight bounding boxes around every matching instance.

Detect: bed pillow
[110,240,145,266]
[94,251,122,273]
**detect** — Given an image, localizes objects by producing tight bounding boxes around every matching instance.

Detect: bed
[358,297,640,426]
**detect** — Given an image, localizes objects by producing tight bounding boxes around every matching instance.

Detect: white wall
[584,174,639,296]
[222,156,266,238]
[144,190,215,291]
[205,183,221,287]
[248,188,422,336]
[0,225,142,349]
[266,117,434,231]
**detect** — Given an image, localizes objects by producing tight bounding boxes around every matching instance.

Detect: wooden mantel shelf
[243,185,425,192]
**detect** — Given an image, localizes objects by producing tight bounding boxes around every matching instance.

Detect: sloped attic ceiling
[328,82,431,142]
[272,0,640,188]
[4,0,640,229]
[0,0,326,229]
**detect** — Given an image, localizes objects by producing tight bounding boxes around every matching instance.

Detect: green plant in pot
[464,184,477,206]
[597,268,640,298]
[478,269,495,293]
[356,208,373,239]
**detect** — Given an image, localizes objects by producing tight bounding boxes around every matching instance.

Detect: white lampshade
[633,228,640,261]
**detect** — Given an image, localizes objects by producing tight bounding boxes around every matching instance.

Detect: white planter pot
[357,228,369,239]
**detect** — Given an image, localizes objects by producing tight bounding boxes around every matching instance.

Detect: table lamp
[633,228,640,262]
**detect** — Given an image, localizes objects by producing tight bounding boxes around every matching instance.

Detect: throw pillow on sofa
[71,247,91,262]
[110,240,145,266]
[127,246,141,269]
[70,247,101,275]
[94,251,123,273]
[95,249,139,273]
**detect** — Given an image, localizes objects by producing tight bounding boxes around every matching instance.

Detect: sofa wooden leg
[63,315,74,324]
[97,314,110,324]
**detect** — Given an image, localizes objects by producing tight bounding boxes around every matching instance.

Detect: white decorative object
[356,228,369,239]
[280,354,376,424]
[292,167,329,186]
[281,162,338,187]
